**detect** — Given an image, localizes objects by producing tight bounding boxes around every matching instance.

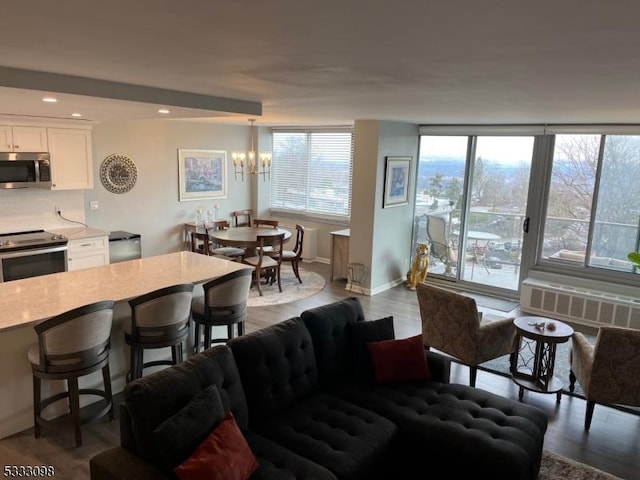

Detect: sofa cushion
[123,345,248,467]
[174,412,259,480]
[367,334,431,384]
[300,297,365,385]
[347,317,395,382]
[253,392,397,480]
[335,381,548,480]
[228,317,318,424]
[245,432,338,480]
[153,384,226,472]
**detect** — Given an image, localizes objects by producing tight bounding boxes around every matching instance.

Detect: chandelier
[232,119,272,181]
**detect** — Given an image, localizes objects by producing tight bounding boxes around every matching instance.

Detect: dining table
[209,226,292,257]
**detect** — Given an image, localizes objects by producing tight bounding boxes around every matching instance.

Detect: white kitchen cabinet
[67,235,109,271]
[0,125,48,151]
[48,127,93,190]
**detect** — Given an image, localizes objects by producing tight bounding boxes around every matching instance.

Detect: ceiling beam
[0,66,261,116]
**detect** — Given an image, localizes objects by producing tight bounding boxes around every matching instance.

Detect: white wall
[350,120,419,293]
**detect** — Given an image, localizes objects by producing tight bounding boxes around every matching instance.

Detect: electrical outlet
[90,200,100,210]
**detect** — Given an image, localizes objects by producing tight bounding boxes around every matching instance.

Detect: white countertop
[49,226,109,240]
[0,251,252,332]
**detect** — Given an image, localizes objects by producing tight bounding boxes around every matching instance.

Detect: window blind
[270,129,353,218]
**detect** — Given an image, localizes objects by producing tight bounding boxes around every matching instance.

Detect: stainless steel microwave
[0,152,52,189]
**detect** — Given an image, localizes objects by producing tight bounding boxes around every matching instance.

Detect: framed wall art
[178,149,227,201]
[383,156,411,208]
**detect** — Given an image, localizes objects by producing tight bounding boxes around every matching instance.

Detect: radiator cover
[520,271,640,329]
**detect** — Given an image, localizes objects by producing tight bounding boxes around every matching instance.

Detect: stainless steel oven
[0,230,68,282]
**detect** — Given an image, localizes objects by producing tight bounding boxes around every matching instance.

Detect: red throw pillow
[366,334,431,384]
[174,412,259,480]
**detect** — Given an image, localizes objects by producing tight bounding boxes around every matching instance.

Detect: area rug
[540,450,623,480]
[247,267,326,307]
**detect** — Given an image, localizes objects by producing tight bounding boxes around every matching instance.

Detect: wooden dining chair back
[191,268,253,353]
[190,231,212,256]
[242,232,284,296]
[205,220,246,260]
[28,300,115,446]
[232,209,253,227]
[253,219,279,228]
[125,284,194,381]
[276,224,305,283]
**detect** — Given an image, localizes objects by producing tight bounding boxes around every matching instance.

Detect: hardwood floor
[1,262,638,480]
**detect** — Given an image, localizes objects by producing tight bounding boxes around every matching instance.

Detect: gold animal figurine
[406,243,430,290]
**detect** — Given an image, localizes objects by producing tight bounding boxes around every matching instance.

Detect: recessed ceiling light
[158,108,170,114]
[42,96,57,103]
[71,113,82,117]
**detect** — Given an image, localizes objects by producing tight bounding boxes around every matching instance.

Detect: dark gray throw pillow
[347,317,395,382]
[153,384,226,472]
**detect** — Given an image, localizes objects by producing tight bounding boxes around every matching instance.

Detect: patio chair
[425,214,457,275]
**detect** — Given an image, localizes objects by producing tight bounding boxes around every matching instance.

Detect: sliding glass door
[413,135,534,295]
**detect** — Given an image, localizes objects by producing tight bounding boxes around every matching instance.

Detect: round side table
[512,316,574,403]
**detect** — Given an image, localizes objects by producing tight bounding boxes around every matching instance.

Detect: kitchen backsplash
[0,189,85,234]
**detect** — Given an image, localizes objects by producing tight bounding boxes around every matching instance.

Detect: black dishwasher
[108,231,142,263]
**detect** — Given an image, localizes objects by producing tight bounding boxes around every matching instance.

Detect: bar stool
[125,284,194,381]
[28,300,115,447]
[192,268,253,353]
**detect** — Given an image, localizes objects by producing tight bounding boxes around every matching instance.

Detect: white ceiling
[3,1,640,126]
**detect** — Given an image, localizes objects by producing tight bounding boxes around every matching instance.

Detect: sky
[419,135,534,165]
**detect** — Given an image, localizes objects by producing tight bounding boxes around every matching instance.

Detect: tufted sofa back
[121,345,248,466]
[300,297,365,386]
[229,317,319,425]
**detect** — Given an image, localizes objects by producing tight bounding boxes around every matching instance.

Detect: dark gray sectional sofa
[90,297,548,480]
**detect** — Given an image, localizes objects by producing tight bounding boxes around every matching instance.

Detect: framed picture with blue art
[383,156,411,208]
[178,149,227,201]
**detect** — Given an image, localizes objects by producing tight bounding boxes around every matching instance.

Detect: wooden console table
[330,229,350,280]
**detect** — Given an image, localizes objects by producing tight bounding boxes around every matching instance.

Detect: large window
[542,134,640,273]
[270,129,353,218]
[413,127,640,297]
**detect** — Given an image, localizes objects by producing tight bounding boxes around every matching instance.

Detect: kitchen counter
[0,252,252,438]
[49,225,109,240]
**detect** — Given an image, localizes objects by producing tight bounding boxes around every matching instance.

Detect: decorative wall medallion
[100,154,137,194]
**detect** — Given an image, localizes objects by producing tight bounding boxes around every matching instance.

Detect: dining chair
[124,284,194,381]
[191,268,253,353]
[253,219,279,228]
[253,219,280,255]
[231,209,253,227]
[29,300,115,446]
[190,231,212,255]
[205,220,246,260]
[242,232,284,296]
[274,223,305,283]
